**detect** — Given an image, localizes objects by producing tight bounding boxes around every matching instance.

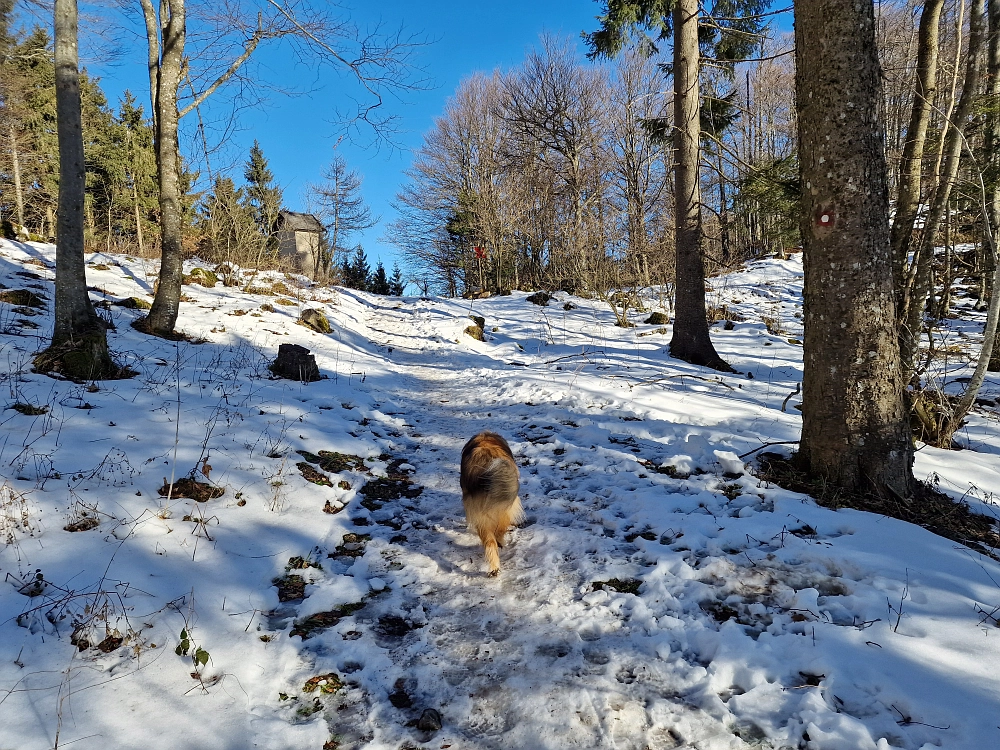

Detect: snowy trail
[294,300,741,749]
[251,298,750,749]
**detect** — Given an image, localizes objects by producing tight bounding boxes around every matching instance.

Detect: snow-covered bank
[1,240,999,749]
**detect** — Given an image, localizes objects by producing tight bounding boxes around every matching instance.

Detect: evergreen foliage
[0,26,158,250]
[389,263,405,296]
[243,140,284,241]
[370,261,391,295]
[341,246,371,290]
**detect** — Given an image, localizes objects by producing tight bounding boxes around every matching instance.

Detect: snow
[1,240,999,749]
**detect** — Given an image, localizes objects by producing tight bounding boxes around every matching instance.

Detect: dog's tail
[475,456,519,506]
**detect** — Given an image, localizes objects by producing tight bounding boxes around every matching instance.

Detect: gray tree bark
[987,0,1000,371]
[139,0,186,337]
[38,0,116,379]
[669,0,730,371]
[888,0,945,295]
[794,0,914,498]
[902,0,987,375]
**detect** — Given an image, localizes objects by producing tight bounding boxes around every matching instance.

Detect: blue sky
[85,1,610,269]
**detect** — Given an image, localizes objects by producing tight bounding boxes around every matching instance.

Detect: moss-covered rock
[464,324,485,341]
[113,296,152,310]
[644,311,670,325]
[182,267,218,287]
[300,309,332,333]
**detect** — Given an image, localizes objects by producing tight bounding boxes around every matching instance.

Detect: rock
[644,311,669,325]
[183,267,218,287]
[417,708,442,732]
[270,343,321,382]
[526,291,552,306]
[113,296,152,310]
[299,308,332,333]
[464,324,485,341]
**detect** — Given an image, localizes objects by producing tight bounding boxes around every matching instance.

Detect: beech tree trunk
[987,0,1000,371]
[794,0,914,498]
[140,0,186,336]
[902,0,987,375]
[888,0,945,294]
[668,0,730,371]
[40,0,115,379]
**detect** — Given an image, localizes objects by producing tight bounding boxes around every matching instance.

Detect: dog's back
[460,432,522,576]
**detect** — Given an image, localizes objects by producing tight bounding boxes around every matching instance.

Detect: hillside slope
[1,240,999,750]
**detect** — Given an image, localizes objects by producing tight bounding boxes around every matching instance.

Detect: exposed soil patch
[331,533,370,558]
[360,458,422,507]
[297,450,368,474]
[303,673,344,694]
[0,289,46,308]
[157,477,224,502]
[592,578,642,595]
[756,452,1000,559]
[290,602,364,640]
[376,614,423,639]
[297,462,332,486]
[64,516,99,532]
[274,574,306,602]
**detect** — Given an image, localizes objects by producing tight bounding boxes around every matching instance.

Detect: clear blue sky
[85,1,609,269]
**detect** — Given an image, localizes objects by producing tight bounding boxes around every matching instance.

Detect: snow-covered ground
[1,239,999,750]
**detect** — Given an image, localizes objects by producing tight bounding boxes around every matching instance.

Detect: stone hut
[275,210,324,276]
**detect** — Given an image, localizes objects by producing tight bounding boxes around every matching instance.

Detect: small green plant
[175,627,210,670]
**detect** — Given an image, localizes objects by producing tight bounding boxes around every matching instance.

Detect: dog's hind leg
[483,534,500,577]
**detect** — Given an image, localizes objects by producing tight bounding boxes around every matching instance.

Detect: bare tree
[35,0,117,379]
[130,0,425,337]
[310,151,376,280]
[901,0,987,376]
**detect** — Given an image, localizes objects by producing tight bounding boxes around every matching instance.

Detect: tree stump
[270,343,320,382]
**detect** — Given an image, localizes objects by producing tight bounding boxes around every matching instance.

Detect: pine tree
[243,140,283,241]
[389,262,405,296]
[370,261,391,295]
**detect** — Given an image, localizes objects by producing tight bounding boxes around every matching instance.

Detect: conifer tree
[370,261,391,295]
[389,262,405,296]
[243,140,283,242]
[341,245,371,290]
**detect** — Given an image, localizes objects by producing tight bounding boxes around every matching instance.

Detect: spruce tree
[341,245,371,290]
[243,140,283,241]
[370,261,391,295]
[389,263,405,296]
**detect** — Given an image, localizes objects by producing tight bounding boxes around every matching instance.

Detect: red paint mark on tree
[815,204,837,229]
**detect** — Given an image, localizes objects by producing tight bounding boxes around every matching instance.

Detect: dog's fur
[460,431,522,576]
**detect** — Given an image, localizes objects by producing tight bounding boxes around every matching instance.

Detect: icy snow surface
[1,241,999,749]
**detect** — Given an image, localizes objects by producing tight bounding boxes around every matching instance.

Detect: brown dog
[460,431,522,576]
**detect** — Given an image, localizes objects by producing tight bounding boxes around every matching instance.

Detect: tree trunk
[132,177,145,254]
[902,0,987,375]
[888,0,945,294]
[140,0,186,336]
[794,0,914,498]
[987,0,1000,371]
[9,125,24,226]
[668,0,731,371]
[39,0,115,380]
